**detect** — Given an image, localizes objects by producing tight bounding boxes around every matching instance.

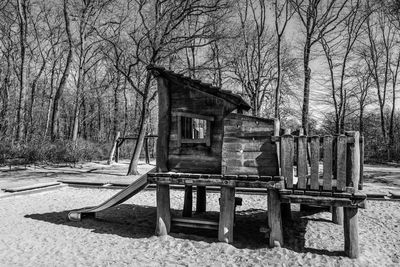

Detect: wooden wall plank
[336,135,347,191]
[323,135,333,190]
[281,134,294,188]
[156,77,170,172]
[297,136,308,189]
[310,136,320,190]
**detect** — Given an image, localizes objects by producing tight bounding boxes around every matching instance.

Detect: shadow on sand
[25,204,344,256]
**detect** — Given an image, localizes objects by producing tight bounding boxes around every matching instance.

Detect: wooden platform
[149,172,283,245]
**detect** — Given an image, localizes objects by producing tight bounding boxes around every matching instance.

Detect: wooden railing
[272,131,364,195]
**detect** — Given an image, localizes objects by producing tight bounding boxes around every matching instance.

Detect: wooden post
[144,137,150,164]
[268,189,283,247]
[281,129,293,220]
[332,135,347,225]
[344,131,360,258]
[182,185,193,217]
[332,206,343,225]
[196,186,206,213]
[156,184,171,236]
[115,141,120,163]
[344,207,359,258]
[218,186,235,243]
[107,131,120,165]
[156,76,170,172]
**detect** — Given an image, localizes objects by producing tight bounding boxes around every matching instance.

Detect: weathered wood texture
[297,135,308,189]
[344,207,359,258]
[310,136,320,190]
[336,135,347,191]
[323,136,333,190]
[222,113,278,176]
[218,186,235,243]
[281,134,294,188]
[268,189,283,247]
[156,77,170,172]
[156,184,171,236]
[168,81,230,174]
[332,206,344,225]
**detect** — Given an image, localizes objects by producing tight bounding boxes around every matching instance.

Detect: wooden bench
[273,131,366,258]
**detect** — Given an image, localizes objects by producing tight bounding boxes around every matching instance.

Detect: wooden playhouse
[146,65,366,258]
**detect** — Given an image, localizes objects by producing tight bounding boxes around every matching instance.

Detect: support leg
[281,203,291,221]
[156,184,171,236]
[182,185,193,217]
[218,186,235,243]
[332,206,343,225]
[268,189,283,247]
[344,207,359,258]
[196,186,206,213]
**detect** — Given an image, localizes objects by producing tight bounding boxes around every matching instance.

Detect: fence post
[344,131,360,258]
[107,131,120,165]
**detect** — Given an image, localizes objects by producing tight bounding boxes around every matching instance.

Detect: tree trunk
[302,39,312,135]
[50,0,73,141]
[127,73,151,175]
[16,0,28,142]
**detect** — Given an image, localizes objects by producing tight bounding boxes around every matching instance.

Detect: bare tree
[50,0,73,141]
[273,0,295,119]
[319,0,368,133]
[290,0,350,133]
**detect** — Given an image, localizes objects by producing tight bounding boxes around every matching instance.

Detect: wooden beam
[156,184,171,236]
[268,189,283,247]
[171,111,215,121]
[218,186,235,243]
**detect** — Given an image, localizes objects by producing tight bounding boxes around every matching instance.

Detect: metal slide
[68,167,156,221]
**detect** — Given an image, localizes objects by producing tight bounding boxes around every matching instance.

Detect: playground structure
[68,65,366,258]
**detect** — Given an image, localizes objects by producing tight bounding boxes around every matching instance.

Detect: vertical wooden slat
[218,186,235,243]
[206,120,211,146]
[281,134,294,188]
[336,135,347,191]
[323,135,333,190]
[274,119,280,173]
[297,135,308,189]
[177,115,181,147]
[310,136,320,190]
[182,185,193,217]
[156,77,170,172]
[196,186,206,213]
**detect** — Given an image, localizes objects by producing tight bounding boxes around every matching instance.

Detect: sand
[0,187,399,266]
[0,161,399,266]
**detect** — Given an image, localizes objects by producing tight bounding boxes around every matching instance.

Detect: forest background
[1,0,400,174]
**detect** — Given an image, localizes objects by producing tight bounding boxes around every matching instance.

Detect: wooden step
[171,217,219,230]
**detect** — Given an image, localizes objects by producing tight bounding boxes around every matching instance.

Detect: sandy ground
[0,161,399,266]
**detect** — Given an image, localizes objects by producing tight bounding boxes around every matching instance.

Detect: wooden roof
[147,65,251,111]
